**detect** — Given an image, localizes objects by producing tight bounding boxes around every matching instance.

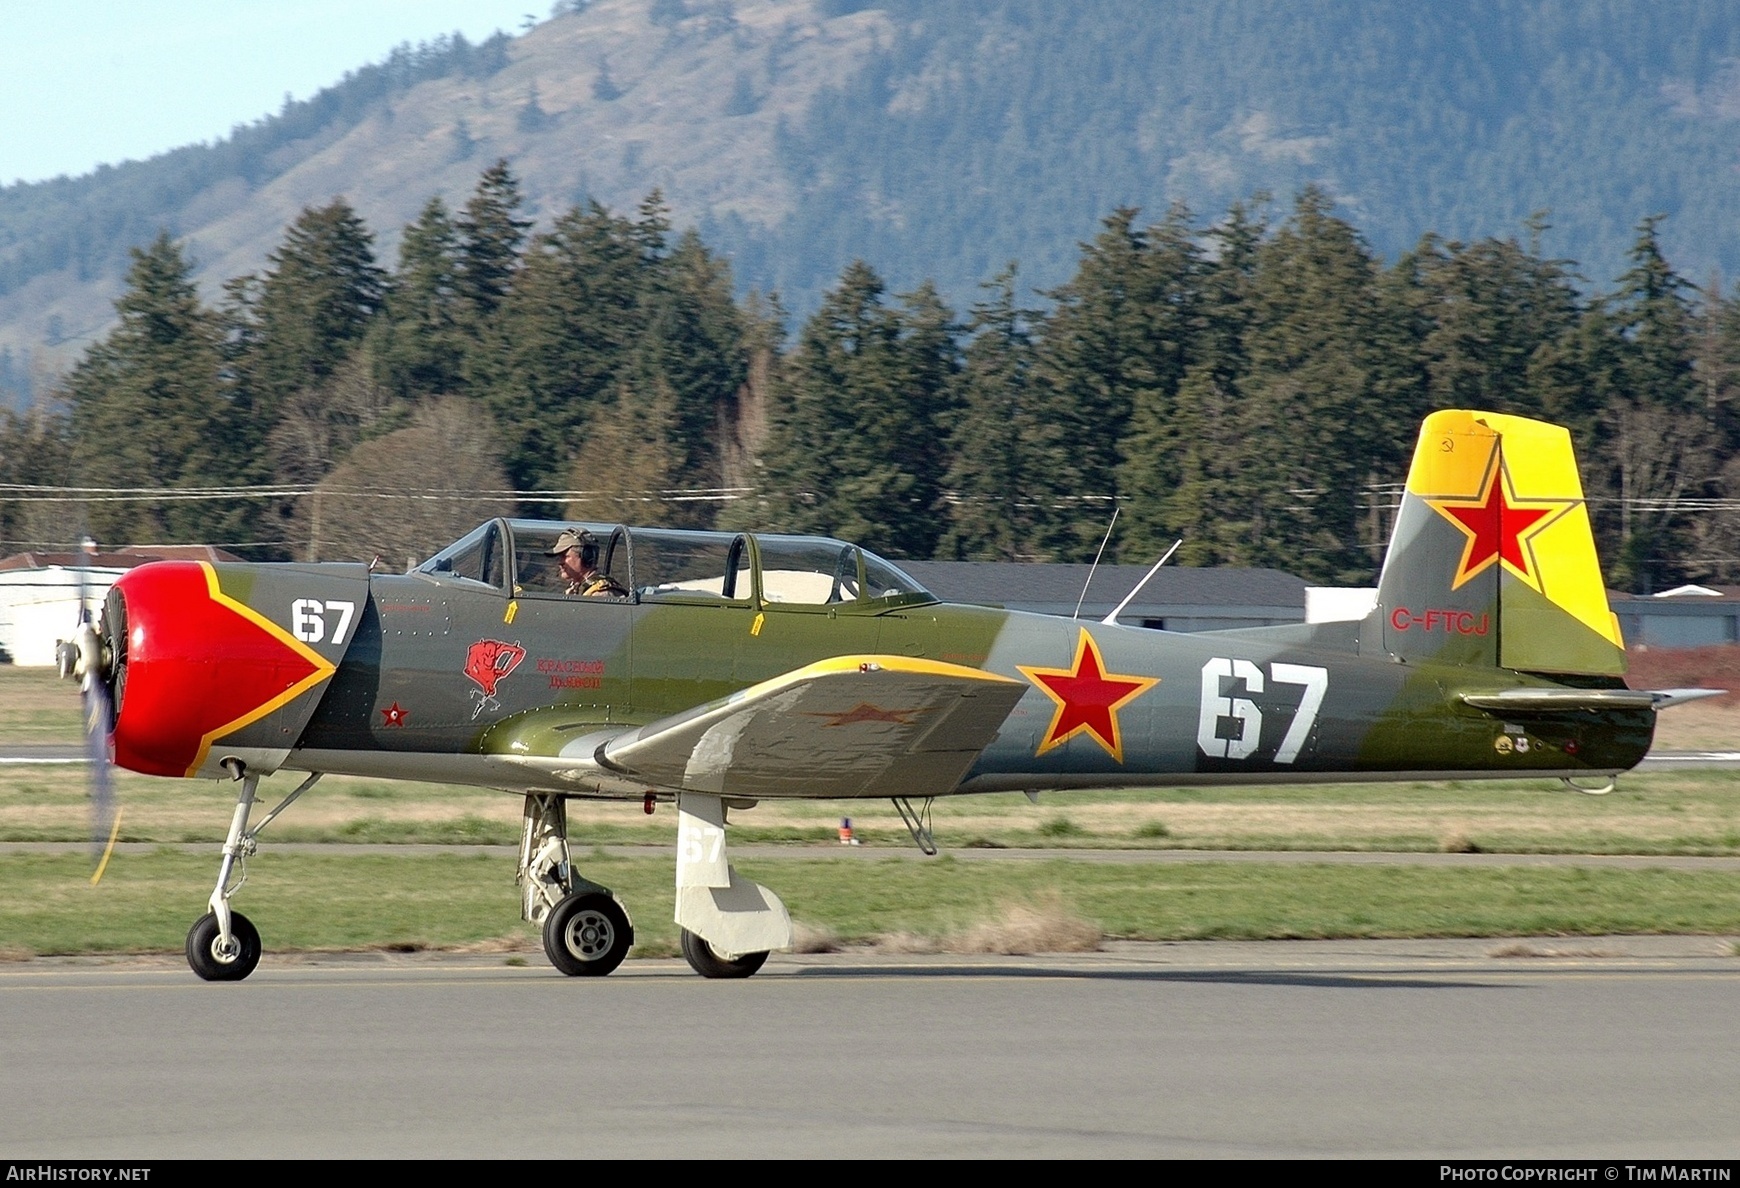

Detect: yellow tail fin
[1371,410,1625,675]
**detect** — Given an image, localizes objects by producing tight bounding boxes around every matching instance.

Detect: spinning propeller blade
[62,540,122,883]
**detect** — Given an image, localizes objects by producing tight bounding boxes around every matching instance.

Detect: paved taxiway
[3,938,1737,1158]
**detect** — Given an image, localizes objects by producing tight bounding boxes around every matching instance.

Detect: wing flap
[602,655,1025,799]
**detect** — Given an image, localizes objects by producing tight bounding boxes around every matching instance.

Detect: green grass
[3,849,1738,959]
[6,765,1740,854]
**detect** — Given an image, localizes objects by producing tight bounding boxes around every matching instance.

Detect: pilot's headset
[576,530,601,570]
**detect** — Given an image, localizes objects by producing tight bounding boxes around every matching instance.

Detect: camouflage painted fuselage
[101,410,1655,799]
[278,570,1648,796]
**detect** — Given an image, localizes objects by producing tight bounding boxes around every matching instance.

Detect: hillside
[6,0,1740,400]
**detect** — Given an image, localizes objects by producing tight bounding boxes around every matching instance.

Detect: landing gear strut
[519,793,635,976]
[185,762,320,982]
[674,792,789,979]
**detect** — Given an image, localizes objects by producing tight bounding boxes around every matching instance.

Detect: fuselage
[99,518,1654,798]
[292,570,1652,793]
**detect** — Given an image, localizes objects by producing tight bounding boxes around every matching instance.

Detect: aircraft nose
[109,562,333,777]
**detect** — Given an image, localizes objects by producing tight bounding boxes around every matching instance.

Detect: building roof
[0,545,240,573]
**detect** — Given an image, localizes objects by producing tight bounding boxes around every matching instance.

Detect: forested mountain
[5,0,1740,402]
[6,1,1740,595]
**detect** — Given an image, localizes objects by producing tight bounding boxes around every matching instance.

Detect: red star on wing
[806,702,923,727]
[380,702,408,728]
[1017,629,1159,763]
[1427,462,1574,592]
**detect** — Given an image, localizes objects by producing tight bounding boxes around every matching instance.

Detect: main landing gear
[519,791,791,979]
[186,760,321,982]
[519,794,635,976]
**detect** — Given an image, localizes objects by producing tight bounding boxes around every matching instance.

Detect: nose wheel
[186,911,261,981]
[185,764,322,982]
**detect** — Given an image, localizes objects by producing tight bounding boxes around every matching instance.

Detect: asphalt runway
[3,940,1737,1158]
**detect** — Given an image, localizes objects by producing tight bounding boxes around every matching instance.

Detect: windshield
[416,521,507,590]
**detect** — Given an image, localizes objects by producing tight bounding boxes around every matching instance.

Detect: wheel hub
[565,911,614,960]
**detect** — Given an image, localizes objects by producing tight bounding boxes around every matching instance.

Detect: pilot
[547,528,627,598]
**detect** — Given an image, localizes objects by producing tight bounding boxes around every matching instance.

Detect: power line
[0,483,754,504]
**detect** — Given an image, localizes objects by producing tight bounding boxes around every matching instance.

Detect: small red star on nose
[380,702,408,728]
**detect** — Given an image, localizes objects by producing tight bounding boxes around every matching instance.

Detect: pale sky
[1,1,546,186]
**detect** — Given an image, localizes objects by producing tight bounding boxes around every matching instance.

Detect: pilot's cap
[545,528,598,556]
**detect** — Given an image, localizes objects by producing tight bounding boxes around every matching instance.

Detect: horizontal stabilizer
[1645,688,1727,709]
[601,655,1026,800]
[1457,687,1720,713]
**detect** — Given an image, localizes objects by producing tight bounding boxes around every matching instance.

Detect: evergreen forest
[3,163,1736,594]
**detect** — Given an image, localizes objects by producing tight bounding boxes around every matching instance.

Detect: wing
[599,655,1026,799]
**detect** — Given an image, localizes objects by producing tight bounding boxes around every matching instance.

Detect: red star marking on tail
[380,702,408,728]
[1427,462,1575,591]
[1017,629,1159,763]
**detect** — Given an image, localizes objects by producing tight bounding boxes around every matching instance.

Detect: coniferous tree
[626,229,748,516]
[1404,229,1586,422]
[454,160,532,330]
[940,265,1044,560]
[1033,205,1202,561]
[66,234,245,545]
[1232,188,1422,583]
[246,199,388,417]
[1595,216,1708,588]
[0,404,74,552]
[1158,199,1268,567]
[481,201,645,491]
[758,261,958,558]
[371,196,467,400]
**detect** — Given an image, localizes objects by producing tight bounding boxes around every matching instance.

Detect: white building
[0,547,236,666]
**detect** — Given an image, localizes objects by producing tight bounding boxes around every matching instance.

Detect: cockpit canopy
[415,520,934,610]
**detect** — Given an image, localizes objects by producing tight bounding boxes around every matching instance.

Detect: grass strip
[2,850,1737,960]
[5,765,1740,855]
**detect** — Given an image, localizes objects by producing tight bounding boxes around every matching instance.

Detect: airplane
[57,408,1708,981]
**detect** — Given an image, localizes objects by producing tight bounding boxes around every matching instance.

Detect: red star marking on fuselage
[1017,629,1159,763]
[1426,462,1575,591]
[806,702,923,727]
[380,702,408,728]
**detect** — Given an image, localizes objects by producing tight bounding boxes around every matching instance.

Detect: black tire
[186,911,261,982]
[680,928,769,979]
[543,892,633,977]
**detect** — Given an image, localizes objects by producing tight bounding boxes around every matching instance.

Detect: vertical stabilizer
[1369,410,1625,676]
